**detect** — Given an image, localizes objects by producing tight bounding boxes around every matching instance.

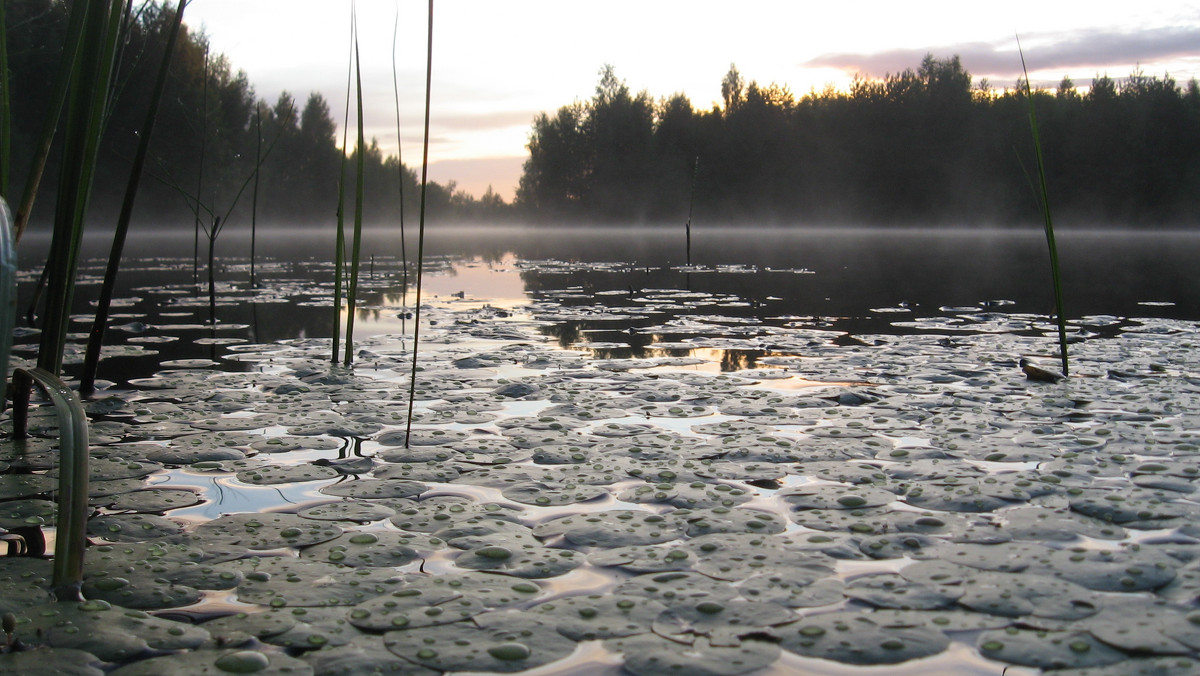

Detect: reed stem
[405,0,434,448]
[1018,38,1069,377]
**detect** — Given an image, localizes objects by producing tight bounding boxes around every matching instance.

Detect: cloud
[803,26,1200,81]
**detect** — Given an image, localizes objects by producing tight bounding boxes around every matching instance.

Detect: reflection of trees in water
[721,349,762,372]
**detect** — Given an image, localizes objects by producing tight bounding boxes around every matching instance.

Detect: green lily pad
[320,478,428,499]
[779,610,951,665]
[388,497,522,532]
[107,648,313,676]
[533,510,687,547]
[303,635,439,676]
[297,500,398,523]
[87,514,186,542]
[250,435,343,454]
[299,531,422,568]
[347,584,488,631]
[651,598,796,643]
[227,557,404,607]
[680,507,787,536]
[382,610,576,673]
[455,541,583,578]
[844,573,963,610]
[0,647,105,676]
[236,463,340,485]
[198,607,296,643]
[194,513,342,549]
[16,600,209,662]
[1035,545,1178,592]
[0,473,56,499]
[371,462,462,482]
[500,481,607,506]
[977,626,1127,670]
[588,543,698,574]
[105,488,203,513]
[80,572,203,610]
[780,484,895,510]
[737,571,845,608]
[0,498,57,528]
[529,593,667,640]
[611,634,781,676]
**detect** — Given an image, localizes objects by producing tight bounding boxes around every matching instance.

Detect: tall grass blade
[343,3,365,366]
[38,0,126,376]
[1017,37,1069,377]
[391,3,409,293]
[81,0,188,397]
[251,106,261,288]
[0,199,15,387]
[11,0,90,243]
[0,0,10,201]
[332,11,356,364]
[404,0,434,448]
[192,44,208,288]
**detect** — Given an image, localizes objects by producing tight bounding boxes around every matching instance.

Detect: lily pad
[194,513,342,549]
[0,647,105,676]
[16,600,210,662]
[778,610,951,665]
[530,593,668,640]
[383,610,576,673]
[300,531,423,568]
[611,634,781,676]
[977,626,1128,670]
[533,510,688,547]
[107,648,313,676]
[236,463,340,485]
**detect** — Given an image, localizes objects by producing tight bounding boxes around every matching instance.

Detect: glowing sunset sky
[184,0,1200,200]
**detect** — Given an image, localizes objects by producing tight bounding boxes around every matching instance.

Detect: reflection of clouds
[804,26,1200,82]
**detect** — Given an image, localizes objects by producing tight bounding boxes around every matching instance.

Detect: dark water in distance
[83,223,1197,317]
[14,224,1200,383]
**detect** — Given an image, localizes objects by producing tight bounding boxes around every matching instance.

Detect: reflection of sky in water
[156,471,336,521]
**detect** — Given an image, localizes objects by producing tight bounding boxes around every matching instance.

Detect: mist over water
[50,223,1197,321]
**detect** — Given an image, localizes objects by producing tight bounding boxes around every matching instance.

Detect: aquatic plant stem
[193,44,208,288]
[250,105,261,289]
[1018,38,1069,376]
[0,0,9,201]
[344,4,365,367]
[81,0,187,398]
[332,12,356,364]
[391,1,409,296]
[404,0,434,448]
[37,0,126,376]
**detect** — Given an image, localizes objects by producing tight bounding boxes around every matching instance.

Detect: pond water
[3,224,1200,675]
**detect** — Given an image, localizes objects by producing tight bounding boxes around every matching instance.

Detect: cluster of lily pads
[2,257,1200,675]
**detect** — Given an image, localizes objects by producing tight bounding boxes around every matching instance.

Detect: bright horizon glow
[184,0,1200,201]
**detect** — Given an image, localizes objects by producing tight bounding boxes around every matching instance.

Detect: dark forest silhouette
[7,1,1199,229]
[520,61,1200,226]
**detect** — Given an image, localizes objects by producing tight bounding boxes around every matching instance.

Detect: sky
[183,0,1200,201]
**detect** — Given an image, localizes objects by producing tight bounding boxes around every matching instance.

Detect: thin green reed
[0,0,10,201]
[343,4,366,367]
[81,0,188,398]
[391,4,409,292]
[250,105,261,288]
[332,11,356,364]
[1018,38,1069,377]
[404,0,434,448]
[12,0,89,243]
[38,0,126,377]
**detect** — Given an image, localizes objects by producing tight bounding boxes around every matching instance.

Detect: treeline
[8,2,1199,230]
[518,59,1200,226]
[4,0,507,231]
